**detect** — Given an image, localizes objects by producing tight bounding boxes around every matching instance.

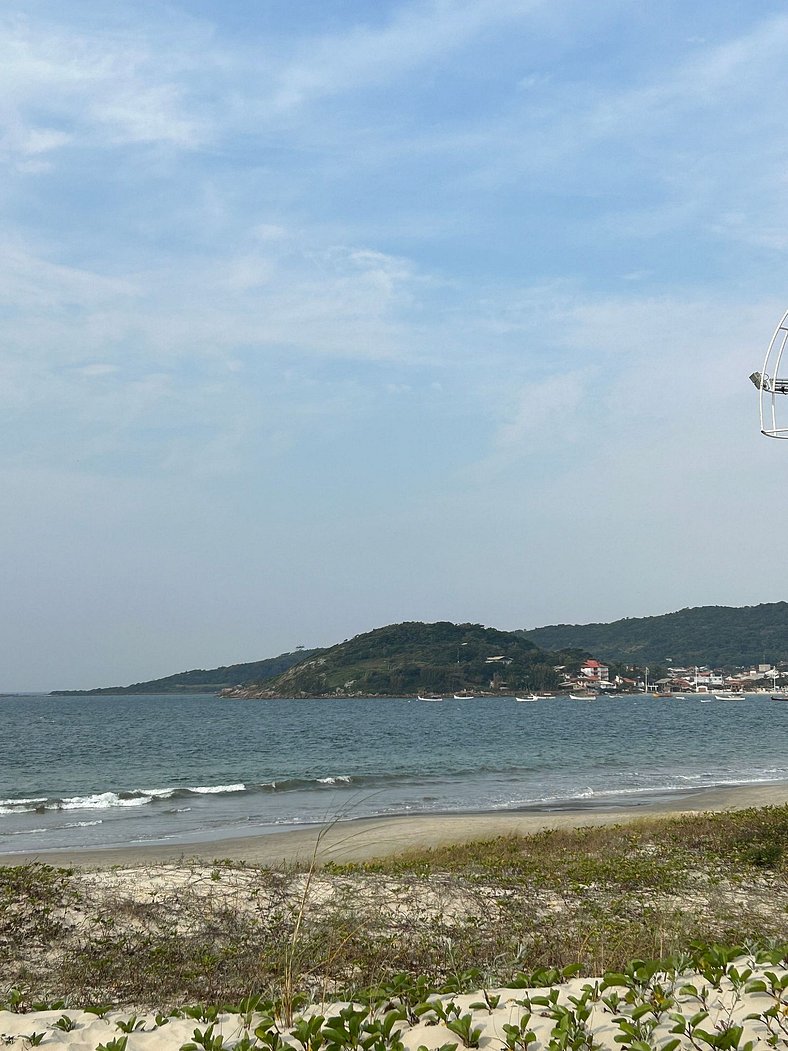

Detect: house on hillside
[615,675,638,690]
[670,677,694,692]
[580,658,609,682]
[691,670,724,691]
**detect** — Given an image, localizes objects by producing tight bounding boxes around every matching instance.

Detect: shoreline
[2,780,787,869]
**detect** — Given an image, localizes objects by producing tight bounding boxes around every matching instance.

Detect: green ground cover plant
[2,946,787,1051]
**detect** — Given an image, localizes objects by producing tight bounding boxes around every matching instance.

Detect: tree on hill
[519,602,788,667]
[51,649,321,695]
[233,621,586,697]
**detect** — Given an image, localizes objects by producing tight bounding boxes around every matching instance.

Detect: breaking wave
[0,776,361,815]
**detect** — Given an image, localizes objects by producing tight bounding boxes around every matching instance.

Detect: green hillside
[228,621,586,697]
[520,602,788,667]
[51,649,321,696]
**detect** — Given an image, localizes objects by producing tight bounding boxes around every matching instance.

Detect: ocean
[0,692,786,855]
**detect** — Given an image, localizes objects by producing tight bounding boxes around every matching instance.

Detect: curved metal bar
[760,309,788,437]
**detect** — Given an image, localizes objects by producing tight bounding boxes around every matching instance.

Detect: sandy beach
[1,960,787,1051]
[1,783,786,1050]
[2,781,788,868]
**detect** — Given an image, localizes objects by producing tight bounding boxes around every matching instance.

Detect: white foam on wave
[135,784,248,799]
[59,792,151,811]
[497,771,788,811]
[691,774,788,788]
[0,784,253,817]
[317,775,353,785]
[672,771,787,784]
[63,820,103,828]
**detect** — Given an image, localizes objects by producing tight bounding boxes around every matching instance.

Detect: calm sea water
[0,693,786,854]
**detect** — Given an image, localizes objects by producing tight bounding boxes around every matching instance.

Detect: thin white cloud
[0,0,547,168]
[0,243,137,313]
[494,372,586,451]
[0,10,214,162]
[539,12,788,151]
[268,0,545,112]
[14,127,70,155]
[0,231,421,364]
[397,8,788,253]
[471,287,780,475]
[72,363,119,378]
[91,82,205,147]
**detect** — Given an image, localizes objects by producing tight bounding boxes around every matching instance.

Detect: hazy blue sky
[3,0,788,691]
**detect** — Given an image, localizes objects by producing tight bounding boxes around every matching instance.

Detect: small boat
[569,692,597,700]
[453,692,475,700]
[417,694,443,701]
[771,694,788,702]
[515,694,543,702]
[714,691,744,701]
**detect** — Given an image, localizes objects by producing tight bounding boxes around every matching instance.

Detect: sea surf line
[0,692,785,853]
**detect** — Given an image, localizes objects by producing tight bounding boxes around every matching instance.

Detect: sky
[3,0,788,691]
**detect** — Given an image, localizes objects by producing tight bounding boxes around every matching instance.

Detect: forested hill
[51,649,321,695]
[226,621,586,698]
[519,602,788,667]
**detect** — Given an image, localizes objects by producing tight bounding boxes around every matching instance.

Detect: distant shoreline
[49,686,224,696]
[3,781,787,869]
[46,689,781,699]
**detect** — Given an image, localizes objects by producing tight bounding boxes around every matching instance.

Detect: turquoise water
[0,692,786,854]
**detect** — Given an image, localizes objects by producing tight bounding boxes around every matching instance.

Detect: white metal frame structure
[752,308,788,437]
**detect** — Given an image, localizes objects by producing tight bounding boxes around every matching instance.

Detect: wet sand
[2,781,787,869]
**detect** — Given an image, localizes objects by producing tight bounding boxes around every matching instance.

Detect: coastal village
[562,657,788,694]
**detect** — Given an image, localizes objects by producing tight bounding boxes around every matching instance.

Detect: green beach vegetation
[1,805,786,1010]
